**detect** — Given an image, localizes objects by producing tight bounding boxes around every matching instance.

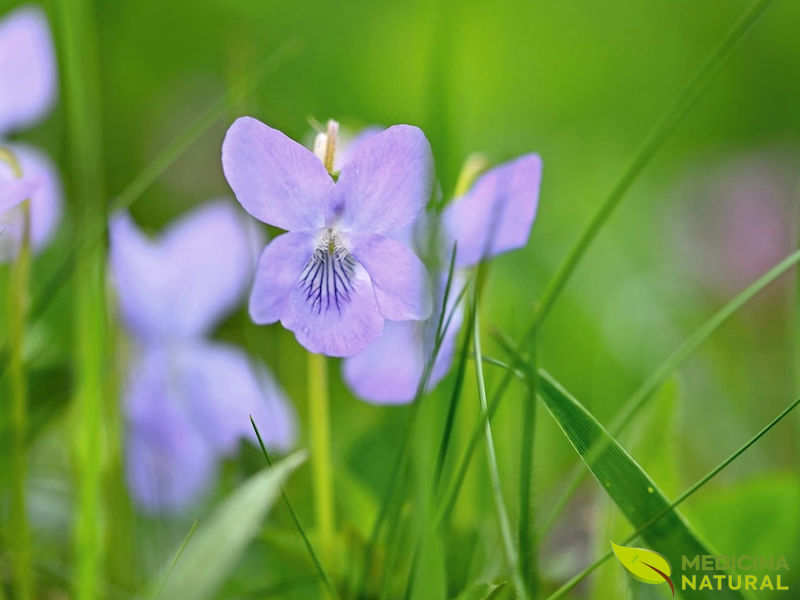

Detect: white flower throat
[300,227,357,315]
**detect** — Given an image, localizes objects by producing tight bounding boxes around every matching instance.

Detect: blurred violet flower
[0,6,62,261]
[110,202,295,513]
[344,153,542,404]
[222,117,434,357]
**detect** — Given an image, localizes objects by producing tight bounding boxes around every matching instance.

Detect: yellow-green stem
[308,352,335,571]
[56,0,108,597]
[4,149,33,600]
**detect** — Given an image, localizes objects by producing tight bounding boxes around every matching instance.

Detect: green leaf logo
[611,541,675,597]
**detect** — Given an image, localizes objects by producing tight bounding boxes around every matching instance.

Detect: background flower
[110,201,295,512]
[0,6,61,261]
[343,153,541,403]
[222,117,434,357]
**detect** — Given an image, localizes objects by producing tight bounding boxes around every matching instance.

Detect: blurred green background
[2,0,799,598]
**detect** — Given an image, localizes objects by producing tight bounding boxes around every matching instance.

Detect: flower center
[299,228,357,315]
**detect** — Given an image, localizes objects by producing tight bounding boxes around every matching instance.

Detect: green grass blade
[535,369,744,599]
[473,302,528,600]
[355,246,461,596]
[541,248,800,535]
[544,394,800,600]
[158,452,306,600]
[517,344,537,595]
[434,284,475,488]
[151,520,198,599]
[250,417,337,598]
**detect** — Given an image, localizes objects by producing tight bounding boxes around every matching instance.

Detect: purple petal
[342,272,465,404]
[124,343,295,512]
[0,144,62,262]
[0,179,32,214]
[330,125,433,234]
[334,126,381,171]
[443,154,541,268]
[124,348,218,513]
[126,418,216,514]
[351,233,432,321]
[342,320,424,404]
[281,260,383,357]
[249,231,314,324]
[166,341,296,454]
[109,201,255,341]
[0,6,57,134]
[222,116,333,231]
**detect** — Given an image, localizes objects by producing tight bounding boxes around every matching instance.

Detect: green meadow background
[1,0,799,598]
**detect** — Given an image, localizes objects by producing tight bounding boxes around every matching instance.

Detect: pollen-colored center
[299,229,356,315]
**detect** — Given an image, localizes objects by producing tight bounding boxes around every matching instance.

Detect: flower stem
[55,0,108,598]
[307,352,335,573]
[3,149,33,600]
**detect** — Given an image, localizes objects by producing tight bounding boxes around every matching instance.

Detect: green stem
[4,149,33,600]
[308,352,335,574]
[56,1,108,598]
[543,396,800,600]
[473,303,528,600]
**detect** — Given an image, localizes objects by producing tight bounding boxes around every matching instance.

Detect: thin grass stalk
[434,0,776,529]
[353,247,460,597]
[3,148,33,600]
[55,0,108,598]
[250,417,337,598]
[517,342,538,595]
[473,300,528,600]
[543,394,800,600]
[151,521,198,599]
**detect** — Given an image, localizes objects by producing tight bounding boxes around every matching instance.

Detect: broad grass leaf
[157,451,306,600]
[538,370,743,599]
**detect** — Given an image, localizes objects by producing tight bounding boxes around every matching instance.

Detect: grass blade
[517,344,538,595]
[158,452,306,600]
[543,394,800,600]
[534,368,744,599]
[151,521,198,599]
[354,244,461,596]
[250,417,337,598]
[473,301,528,600]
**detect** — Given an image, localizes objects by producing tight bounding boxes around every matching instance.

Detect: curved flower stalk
[109,202,295,513]
[0,6,62,261]
[343,153,542,404]
[222,117,434,357]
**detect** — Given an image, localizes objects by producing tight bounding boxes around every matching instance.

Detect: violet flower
[0,6,61,261]
[343,154,542,404]
[110,202,295,513]
[222,117,434,357]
